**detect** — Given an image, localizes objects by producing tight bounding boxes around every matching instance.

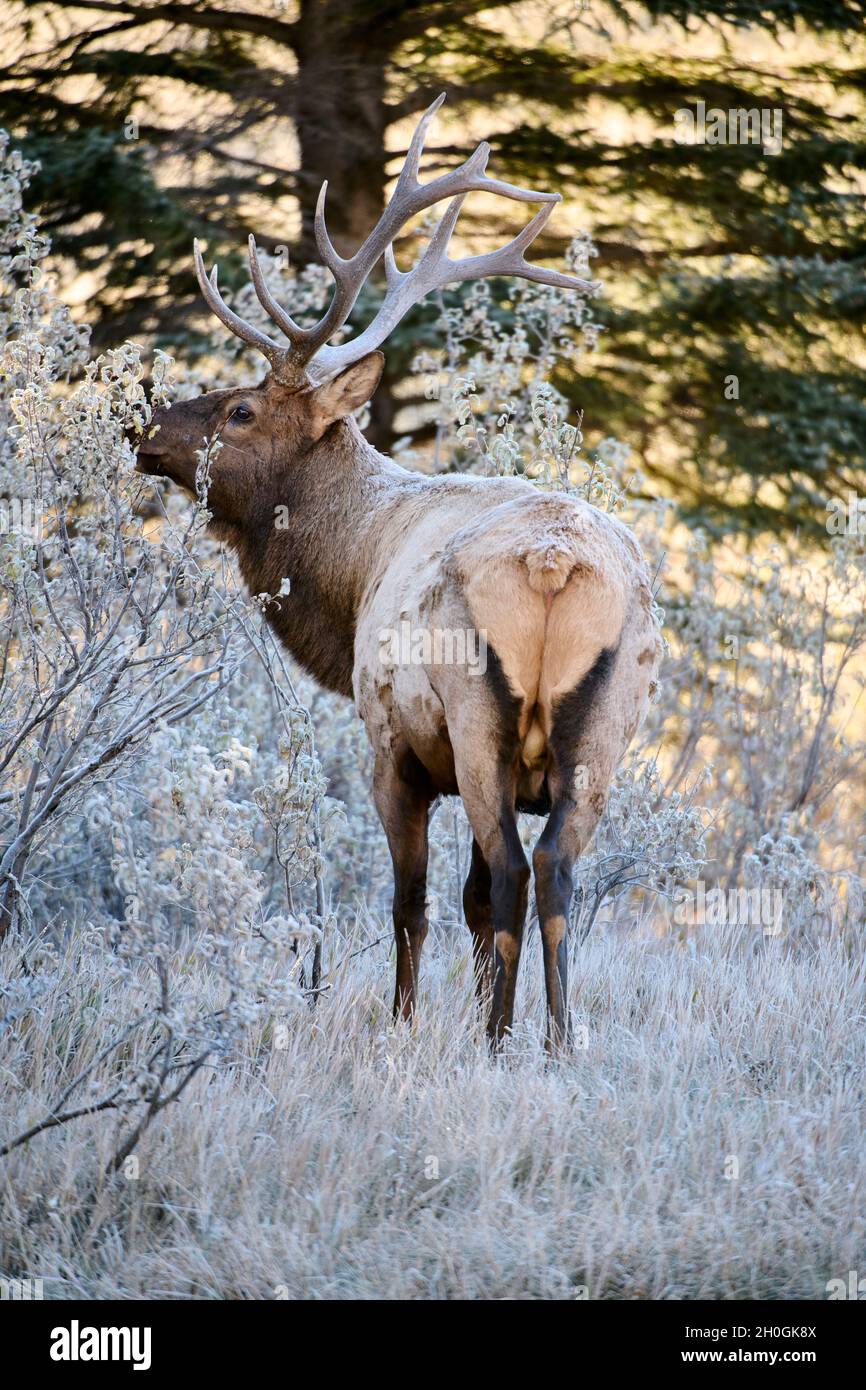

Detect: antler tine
[195,97,592,384]
[392,92,560,211]
[312,180,369,331]
[306,198,599,383]
[383,242,402,289]
[418,192,467,265]
[296,94,571,364]
[396,90,446,191]
[314,181,343,273]
[445,201,599,291]
[247,235,309,344]
[193,239,284,364]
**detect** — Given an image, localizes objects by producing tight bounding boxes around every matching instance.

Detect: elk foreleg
[462,837,493,1005]
[373,751,432,1022]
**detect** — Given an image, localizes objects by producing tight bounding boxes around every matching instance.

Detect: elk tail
[523,537,589,597]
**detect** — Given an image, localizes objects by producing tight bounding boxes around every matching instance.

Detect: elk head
[135,92,596,527]
[135,358,385,539]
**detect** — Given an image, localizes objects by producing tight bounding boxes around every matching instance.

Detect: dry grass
[2,921,865,1300]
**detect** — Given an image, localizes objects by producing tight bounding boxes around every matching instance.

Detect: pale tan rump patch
[462,562,547,729]
[377,487,654,778]
[463,555,626,759]
[536,570,625,732]
[445,495,636,758]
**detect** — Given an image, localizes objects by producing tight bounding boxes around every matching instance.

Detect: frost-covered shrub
[653,530,866,936]
[0,136,326,1168]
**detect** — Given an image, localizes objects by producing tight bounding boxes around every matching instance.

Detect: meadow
[1,48,865,1299]
[3,921,865,1299]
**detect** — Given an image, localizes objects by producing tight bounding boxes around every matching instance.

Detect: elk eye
[231,404,253,423]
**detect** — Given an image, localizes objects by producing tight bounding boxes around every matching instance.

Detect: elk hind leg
[455,771,529,1046]
[534,636,622,1051]
[534,775,612,1054]
[488,811,530,1046]
[533,798,580,1053]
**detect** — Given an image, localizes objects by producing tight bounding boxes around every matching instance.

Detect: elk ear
[307,352,385,439]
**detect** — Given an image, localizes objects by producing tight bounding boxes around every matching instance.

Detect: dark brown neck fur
[226,418,403,697]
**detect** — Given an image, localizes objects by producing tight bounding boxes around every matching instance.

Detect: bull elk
[136,96,662,1050]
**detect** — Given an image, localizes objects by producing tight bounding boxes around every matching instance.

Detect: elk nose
[127,421,164,474]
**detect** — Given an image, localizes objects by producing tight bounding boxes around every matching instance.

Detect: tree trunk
[292,1,389,260]
[291,3,397,448]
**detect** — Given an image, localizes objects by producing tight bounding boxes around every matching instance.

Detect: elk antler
[194,93,599,386]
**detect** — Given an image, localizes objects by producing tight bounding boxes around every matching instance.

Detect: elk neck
[229,416,409,698]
